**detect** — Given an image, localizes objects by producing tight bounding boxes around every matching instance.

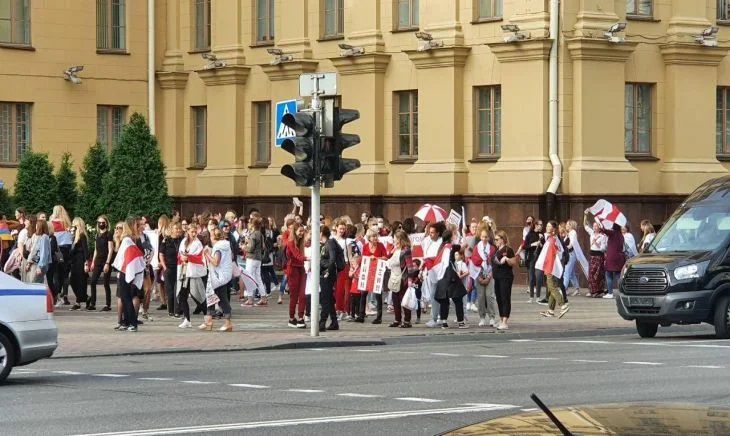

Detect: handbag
[387,269,403,292]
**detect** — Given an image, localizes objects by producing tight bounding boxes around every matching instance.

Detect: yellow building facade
[2,0,730,228]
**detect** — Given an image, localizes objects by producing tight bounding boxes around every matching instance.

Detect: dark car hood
[442,403,730,435]
[628,251,714,268]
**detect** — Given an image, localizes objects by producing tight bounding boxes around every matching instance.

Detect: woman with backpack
[260,217,279,304]
[243,216,267,306]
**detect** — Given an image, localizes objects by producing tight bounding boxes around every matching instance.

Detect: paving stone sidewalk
[49,287,642,358]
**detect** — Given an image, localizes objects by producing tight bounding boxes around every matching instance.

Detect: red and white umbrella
[414,204,448,223]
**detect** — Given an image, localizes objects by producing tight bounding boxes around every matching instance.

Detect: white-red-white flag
[589,199,627,230]
[112,237,146,289]
[358,256,387,294]
[535,235,564,278]
[427,243,452,284]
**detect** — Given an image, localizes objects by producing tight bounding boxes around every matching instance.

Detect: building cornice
[660,43,729,66]
[404,46,471,69]
[156,71,189,89]
[487,38,553,63]
[567,38,638,62]
[196,65,251,86]
[260,60,319,81]
[329,53,391,75]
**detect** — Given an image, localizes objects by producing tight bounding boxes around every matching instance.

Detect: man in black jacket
[319,225,342,331]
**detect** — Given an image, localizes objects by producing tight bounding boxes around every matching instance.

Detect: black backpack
[261,231,274,260]
[334,241,346,272]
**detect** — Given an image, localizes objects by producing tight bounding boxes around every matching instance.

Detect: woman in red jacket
[357,229,388,324]
[285,223,308,328]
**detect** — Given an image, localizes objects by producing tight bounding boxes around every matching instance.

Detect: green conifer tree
[13,151,57,213]
[55,152,78,216]
[77,143,110,224]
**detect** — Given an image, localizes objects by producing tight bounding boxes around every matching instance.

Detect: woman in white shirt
[639,220,656,253]
[202,228,234,332]
[622,224,639,259]
[584,217,608,297]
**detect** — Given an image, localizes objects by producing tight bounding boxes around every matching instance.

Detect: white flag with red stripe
[358,256,388,294]
[427,243,452,284]
[535,235,564,278]
[589,199,627,230]
[469,240,495,280]
[112,237,146,289]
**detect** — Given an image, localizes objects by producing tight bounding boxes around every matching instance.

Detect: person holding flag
[176,225,207,329]
[471,224,498,327]
[112,218,146,332]
[536,220,570,319]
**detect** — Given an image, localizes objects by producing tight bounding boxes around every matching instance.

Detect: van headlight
[673,261,709,281]
[620,264,629,280]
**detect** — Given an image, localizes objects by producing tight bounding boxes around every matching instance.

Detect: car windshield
[648,204,730,253]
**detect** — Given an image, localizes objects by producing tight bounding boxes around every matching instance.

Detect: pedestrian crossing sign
[275,99,298,147]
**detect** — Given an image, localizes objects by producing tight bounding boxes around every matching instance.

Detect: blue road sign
[275,99,298,147]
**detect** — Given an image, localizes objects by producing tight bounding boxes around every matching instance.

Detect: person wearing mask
[201,228,234,332]
[318,225,343,331]
[358,229,388,324]
[285,223,307,328]
[584,216,608,298]
[243,216,267,306]
[177,225,207,329]
[160,222,183,317]
[50,205,73,305]
[68,217,89,311]
[491,230,517,331]
[639,220,656,253]
[89,215,114,312]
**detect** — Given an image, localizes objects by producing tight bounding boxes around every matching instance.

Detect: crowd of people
[0,201,658,333]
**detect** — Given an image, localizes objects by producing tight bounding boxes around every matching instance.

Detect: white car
[0,272,58,383]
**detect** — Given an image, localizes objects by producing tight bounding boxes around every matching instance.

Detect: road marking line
[521,408,539,412]
[623,361,664,366]
[14,369,38,373]
[287,389,325,393]
[180,381,218,385]
[474,354,509,358]
[510,339,535,342]
[93,374,129,378]
[52,370,87,375]
[229,384,270,389]
[430,353,461,357]
[138,377,174,381]
[681,365,725,369]
[73,404,518,435]
[337,393,382,398]
[626,342,730,349]
[395,397,443,403]
[571,359,609,363]
[521,357,559,361]
[308,348,327,351]
[353,349,379,352]
[389,351,417,354]
[543,340,614,344]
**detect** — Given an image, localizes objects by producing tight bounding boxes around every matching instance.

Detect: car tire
[0,332,15,384]
[713,295,730,340]
[636,320,658,338]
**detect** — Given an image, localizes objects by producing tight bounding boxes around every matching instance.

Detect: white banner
[447,209,462,226]
[358,256,388,294]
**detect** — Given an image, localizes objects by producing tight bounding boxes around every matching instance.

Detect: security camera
[501,24,520,33]
[338,43,364,57]
[604,22,627,43]
[607,22,627,34]
[501,24,529,43]
[63,66,84,84]
[67,75,82,84]
[201,52,217,61]
[415,31,433,41]
[695,26,719,47]
[67,65,84,74]
[702,26,719,37]
[267,48,283,56]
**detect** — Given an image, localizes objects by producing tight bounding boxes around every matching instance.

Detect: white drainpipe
[546,0,561,194]
[148,0,156,135]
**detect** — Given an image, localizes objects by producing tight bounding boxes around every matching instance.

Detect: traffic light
[280,112,316,187]
[320,107,361,188]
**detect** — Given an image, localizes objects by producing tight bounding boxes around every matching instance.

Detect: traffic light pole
[309,77,325,338]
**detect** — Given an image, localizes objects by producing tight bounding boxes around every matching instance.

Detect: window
[396,0,418,30]
[192,0,211,51]
[192,106,207,168]
[0,102,31,164]
[395,91,418,159]
[476,0,502,20]
[323,0,344,37]
[96,0,125,51]
[719,0,730,21]
[253,102,271,166]
[627,0,652,16]
[475,86,501,157]
[255,0,274,43]
[625,83,652,155]
[718,88,730,156]
[97,105,126,151]
[0,0,30,45]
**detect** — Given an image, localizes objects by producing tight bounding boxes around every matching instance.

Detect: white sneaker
[304,315,310,322]
[497,323,509,331]
[527,298,534,303]
[471,303,479,313]
[489,318,496,327]
[178,319,192,329]
[54,300,63,308]
[478,318,487,327]
[425,320,438,328]
[602,293,615,299]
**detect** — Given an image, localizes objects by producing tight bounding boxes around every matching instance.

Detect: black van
[616,175,730,338]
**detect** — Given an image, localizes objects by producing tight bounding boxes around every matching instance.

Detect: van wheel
[0,332,15,383]
[636,321,658,338]
[713,296,730,339]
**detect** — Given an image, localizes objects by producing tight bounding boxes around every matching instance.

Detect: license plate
[629,297,654,307]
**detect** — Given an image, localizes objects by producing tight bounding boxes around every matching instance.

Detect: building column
[156,72,189,197]
[566,38,639,194]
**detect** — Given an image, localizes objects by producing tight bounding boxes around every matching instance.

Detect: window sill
[97,49,130,55]
[187,165,206,170]
[717,155,730,162]
[390,158,417,164]
[469,156,500,163]
[625,154,660,162]
[248,163,270,169]
[317,35,345,42]
[391,27,419,34]
[626,15,660,22]
[0,162,20,168]
[470,17,503,25]
[249,41,275,48]
[0,43,34,51]
[717,20,730,26]
[188,48,211,54]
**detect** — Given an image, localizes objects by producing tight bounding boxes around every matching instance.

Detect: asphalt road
[3,330,730,436]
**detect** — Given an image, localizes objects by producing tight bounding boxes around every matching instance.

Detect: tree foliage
[55,152,78,216]
[14,151,57,214]
[77,143,110,224]
[100,113,171,223]
[0,186,14,218]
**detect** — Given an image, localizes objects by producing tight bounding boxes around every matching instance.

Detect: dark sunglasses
[97,221,106,225]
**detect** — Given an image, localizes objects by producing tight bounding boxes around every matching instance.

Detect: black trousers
[436,297,464,323]
[261,265,278,294]
[207,285,231,318]
[319,276,337,325]
[46,262,58,301]
[164,266,177,316]
[493,276,513,318]
[118,273,137,327]
[358,292,382,321]
[89,263,112,308]
[70,258,88,304]
[56,246,72,298]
